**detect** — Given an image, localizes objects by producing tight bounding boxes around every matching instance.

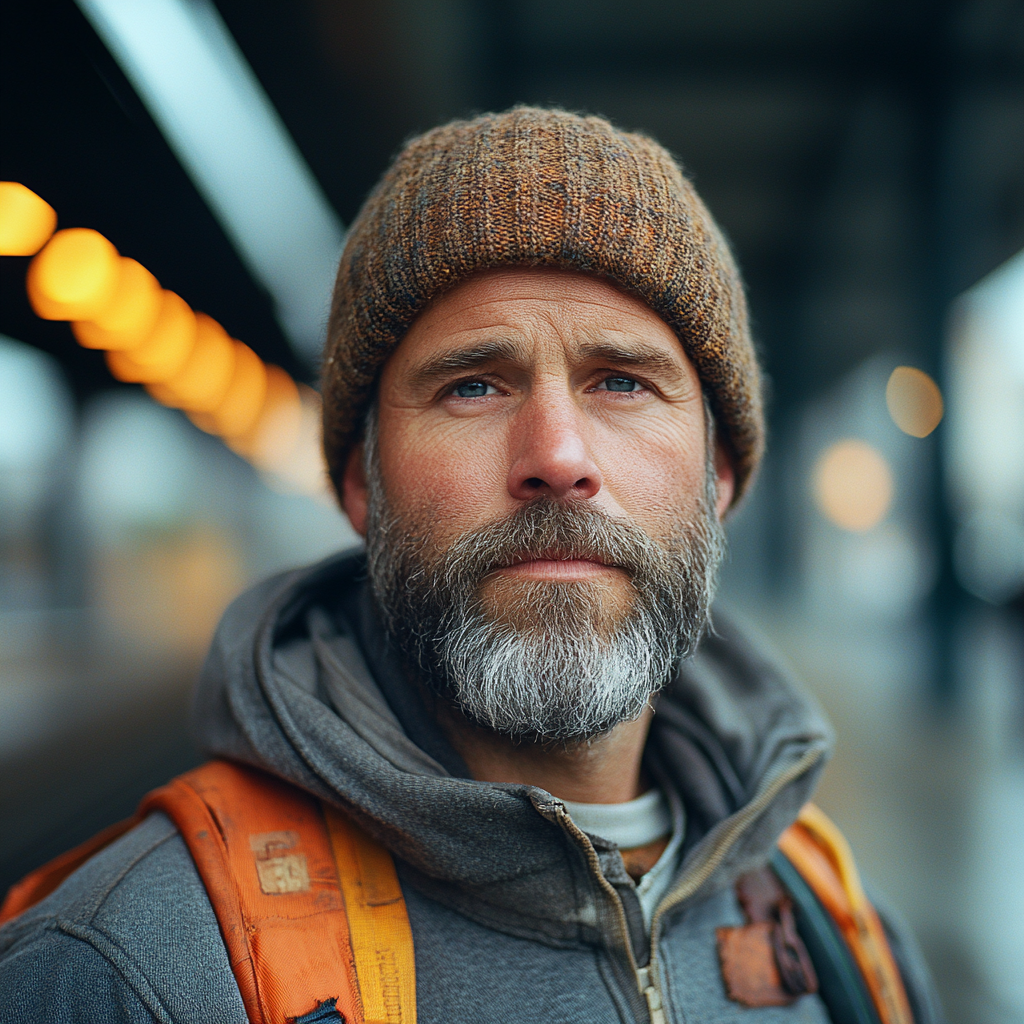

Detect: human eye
[452,379,499,398]
[595,375,643,393]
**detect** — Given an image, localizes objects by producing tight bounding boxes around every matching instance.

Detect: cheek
[378,420,510,533]
[597,417,707,523]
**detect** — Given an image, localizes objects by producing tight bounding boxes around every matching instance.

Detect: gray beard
[363,422,726,744]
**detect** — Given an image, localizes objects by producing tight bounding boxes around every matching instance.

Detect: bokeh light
[886,366,944,438]
[72,258,162,350]
[26,228,121,320]
[106,291,197,382]
[190,342,268,439]
[0,182,57,256]
[147,313,235,412]
[813,439,894,532]
[9,184,333,503]
[232,365,303,472]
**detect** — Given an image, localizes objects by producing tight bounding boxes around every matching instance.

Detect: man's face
[343,267,734,741]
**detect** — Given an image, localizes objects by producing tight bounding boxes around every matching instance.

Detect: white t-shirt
[562,787,685,928]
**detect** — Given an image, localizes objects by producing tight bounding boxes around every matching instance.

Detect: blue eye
[602,377,639,392]
[454,381,493,398]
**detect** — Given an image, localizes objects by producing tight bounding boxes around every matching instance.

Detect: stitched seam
[56,920,176,1024]
[65,815,180,924]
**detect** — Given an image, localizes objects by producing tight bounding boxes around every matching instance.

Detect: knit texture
[322,106,764,504]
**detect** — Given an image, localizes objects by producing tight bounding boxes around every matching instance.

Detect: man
[0,107,942,1023]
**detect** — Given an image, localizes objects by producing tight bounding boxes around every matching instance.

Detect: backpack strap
[2,768,909,1024]
[324,805,417,1023]
[139,760,416,1024]
[1,760,416,1024]
[778,804,914,1024]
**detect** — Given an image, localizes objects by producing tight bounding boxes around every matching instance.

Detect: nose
[506,393,603,502]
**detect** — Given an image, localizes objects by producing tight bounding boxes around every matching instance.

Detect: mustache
[434,498,674,589]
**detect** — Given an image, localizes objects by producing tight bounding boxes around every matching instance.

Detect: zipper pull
[636,967,667,1024]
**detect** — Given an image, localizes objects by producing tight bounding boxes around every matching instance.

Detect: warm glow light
[106,291,197,382]
[72,258,162,349]
[27,228,121,320]
[0,182,58,255]
[190,341,267,438]
[9,188,329,498]
[886,366,944,438]
[814,439,893,532]
[269,386,329,496]
[230,365,302,469]
[147,313,235,412]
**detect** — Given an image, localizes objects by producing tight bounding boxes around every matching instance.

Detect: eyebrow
[404,337,688,390]
[405,338,527,389]
[574,341,688,384]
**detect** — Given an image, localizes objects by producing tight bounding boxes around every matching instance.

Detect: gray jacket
[0,551,943,1023]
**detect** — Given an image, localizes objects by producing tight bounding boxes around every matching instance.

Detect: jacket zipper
[644,747,825,1018]
[554,744,824,1023]
[553,809,648,1019]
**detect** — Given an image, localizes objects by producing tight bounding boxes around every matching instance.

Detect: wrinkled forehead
[380,266,701,386]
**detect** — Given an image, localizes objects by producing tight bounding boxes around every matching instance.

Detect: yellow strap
[324,806,417,1024]
[792,804,915,1024]
[796,803,871,912]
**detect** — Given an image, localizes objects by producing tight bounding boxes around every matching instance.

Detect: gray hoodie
[0,551,944,1024]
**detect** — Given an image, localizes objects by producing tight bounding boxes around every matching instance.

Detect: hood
[192,549,833,945]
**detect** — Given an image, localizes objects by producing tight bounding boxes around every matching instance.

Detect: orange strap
[3,767,904,1024]
[779,804,914,1024]
[1,761,416,1024]
[141,761,367,1024]
[141,761,417,1024]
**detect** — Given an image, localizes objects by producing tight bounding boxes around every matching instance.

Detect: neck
[432,701,654,804]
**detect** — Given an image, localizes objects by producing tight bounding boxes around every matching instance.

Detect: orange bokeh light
[190,342,269,439]
[229,366,303,470]
[813,439,894,532]
[106,291,197,382]
[11,185,325,496]
[0,182,57,256]
[886,366,944,438]
[147,313,236,412]
[26,228,121,320]
[72,258,162,350]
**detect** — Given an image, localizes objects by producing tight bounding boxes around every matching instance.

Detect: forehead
[388,267,690,370]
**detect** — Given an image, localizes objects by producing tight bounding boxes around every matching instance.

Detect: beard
[363,422,726,744]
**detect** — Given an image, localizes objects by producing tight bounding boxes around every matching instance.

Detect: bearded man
[0,107,943,1024]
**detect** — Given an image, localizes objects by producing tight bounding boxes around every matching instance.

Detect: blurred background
[1,0,1022,1018]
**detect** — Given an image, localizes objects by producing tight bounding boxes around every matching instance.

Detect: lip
[493,557,620,581]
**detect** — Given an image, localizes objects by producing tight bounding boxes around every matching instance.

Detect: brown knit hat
[323,106,764,505]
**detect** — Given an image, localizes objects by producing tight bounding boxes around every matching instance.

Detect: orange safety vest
[0,760,913,1024]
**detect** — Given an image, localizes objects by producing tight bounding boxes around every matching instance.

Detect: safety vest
[0,760,913,1024]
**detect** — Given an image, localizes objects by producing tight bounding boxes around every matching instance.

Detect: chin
[478,574,636,637]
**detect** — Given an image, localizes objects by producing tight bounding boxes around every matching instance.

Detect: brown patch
[717,866,818,1007]
[250,830,311,895]
[717,923,794,1007]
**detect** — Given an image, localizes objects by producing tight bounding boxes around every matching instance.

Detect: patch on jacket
[250,830,311,894]
[716,866,818,1007]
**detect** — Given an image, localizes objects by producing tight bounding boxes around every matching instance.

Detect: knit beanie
[322,106,764,505]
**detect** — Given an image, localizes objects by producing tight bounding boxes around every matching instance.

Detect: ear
[714,440,735,519]
[340,443,369,537]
